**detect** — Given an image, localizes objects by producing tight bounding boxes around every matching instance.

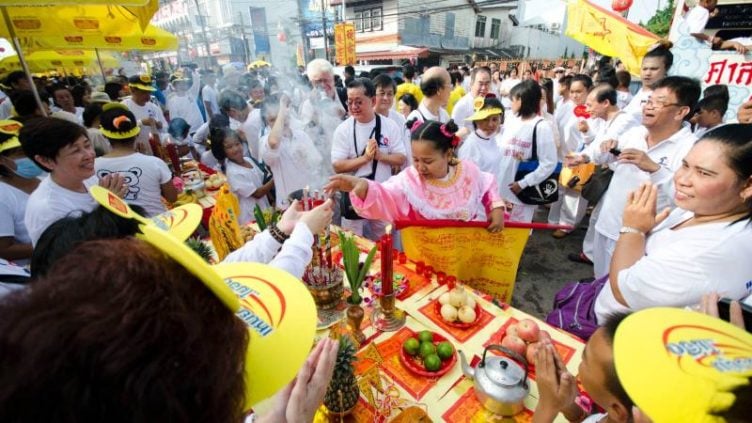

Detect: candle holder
[372,293,406,332]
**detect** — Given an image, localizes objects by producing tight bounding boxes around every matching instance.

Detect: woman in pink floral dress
[325,119,506,232]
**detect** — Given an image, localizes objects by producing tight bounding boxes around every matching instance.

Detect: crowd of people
[0,21,751,420]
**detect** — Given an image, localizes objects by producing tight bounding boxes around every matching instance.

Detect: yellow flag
[565,0,660,76]
[400,223,531,302]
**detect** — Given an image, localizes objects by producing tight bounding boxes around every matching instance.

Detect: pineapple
[324,337,360,415]
[184,238,215,263]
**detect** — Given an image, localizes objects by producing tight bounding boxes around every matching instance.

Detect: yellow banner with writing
[565,0,659,76]
[398,221,531,303]
[334,22,356,66]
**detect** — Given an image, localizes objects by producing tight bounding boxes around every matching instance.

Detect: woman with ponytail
[324,118,505,232]
[95,103,177,216]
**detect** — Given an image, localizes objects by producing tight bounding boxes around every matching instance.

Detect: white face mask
[476,127,498,139]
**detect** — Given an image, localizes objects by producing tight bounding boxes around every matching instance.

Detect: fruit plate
[433,300,482,329]
[399,331,457,378]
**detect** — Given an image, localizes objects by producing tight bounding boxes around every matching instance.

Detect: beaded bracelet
[269,222,290,244]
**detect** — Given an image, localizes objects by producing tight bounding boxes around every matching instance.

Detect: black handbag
[514,119,560,205]
[581,165,614,204]
[340,115,381,220]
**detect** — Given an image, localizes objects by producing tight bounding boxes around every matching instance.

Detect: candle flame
[385,224,392,235]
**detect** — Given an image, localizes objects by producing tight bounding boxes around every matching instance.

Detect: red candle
[380,225,394,296]
[437,271,447,285]
[415,260,426,274]
[398,252,407,264]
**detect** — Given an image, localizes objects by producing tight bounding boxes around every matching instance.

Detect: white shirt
[496,117,558,205]
[458,130,503,175]
[241,109,263,160]
[260,128,323,207]
[331,115,407,183]
[406,102,449,123]
[95,153,172,217]
[224,222,314,279]
[616,90,633,110]
[451,93,476,132]
[24,176,98,246]
[581,111,639,163]
[595,125,696,241]
[582,413,607,423]
[0,183,32,265]
[121,97,168,150]
[622,88,650,126]
[201,84,220,116]
[167,93,204,134]
[225,158,270,225]
[684,6,710,35]
[381,109,411,167]
[595,209,752,323]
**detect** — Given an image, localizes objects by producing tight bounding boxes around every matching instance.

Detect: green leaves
[254,204,267,231]
[339,231,376,304]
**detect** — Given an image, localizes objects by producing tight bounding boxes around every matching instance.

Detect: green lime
[419,341,436,358]
[424,354,442,372]
[403,338,420,356]
[436,341,454,361]
[418,330,434,343]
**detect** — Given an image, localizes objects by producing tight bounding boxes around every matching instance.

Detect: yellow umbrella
[20,25,178,52]
[0,1,158,37]
[0,49,119,74]
[248,59,271,70]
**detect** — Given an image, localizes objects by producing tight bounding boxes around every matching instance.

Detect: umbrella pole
[0,6,47,117]
[95,48,107,83]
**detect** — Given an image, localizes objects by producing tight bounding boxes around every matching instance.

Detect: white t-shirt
[241,108,263,160]
[0,183,32,259]
[595,209,752,323]
[595,125,696,241]
[616,90,633,110]
[24,176,98,246]
[582,413,607,423]
[225,158,270,225]
[406,102,449,123]
[450,93,476,132]
[685,6,710,34]
[496,117,558,205]
[331,115,407,183]
[95,153,172,217]
[167,93,204,134]
[201,84,220,116]
[458,130,503,175]
[382,109,411,167]
[622,88,650,126]
[581,111,639,163]
[121,97,168,150]
[260,128,323,207]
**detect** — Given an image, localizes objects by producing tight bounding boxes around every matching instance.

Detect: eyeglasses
[645,98,683,109]
[346,99,365,108]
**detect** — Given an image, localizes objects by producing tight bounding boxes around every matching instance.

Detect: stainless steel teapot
[458,344,529,416]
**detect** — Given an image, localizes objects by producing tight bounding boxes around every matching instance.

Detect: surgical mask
[13,157,44,178]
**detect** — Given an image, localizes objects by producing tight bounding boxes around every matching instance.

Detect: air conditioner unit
[550,23,561,31]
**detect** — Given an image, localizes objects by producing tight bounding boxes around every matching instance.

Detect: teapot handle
[481,345,529,382]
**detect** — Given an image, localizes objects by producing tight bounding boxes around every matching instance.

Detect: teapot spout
[458,350,475,379]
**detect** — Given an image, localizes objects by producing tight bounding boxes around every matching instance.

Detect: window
[445,12,455,38]
[475,15,486,38]
[354,12,362,32]
[490,18,501,39]
[355,6,383,32]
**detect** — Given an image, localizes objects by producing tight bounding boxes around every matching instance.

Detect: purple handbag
[545,275,608,340]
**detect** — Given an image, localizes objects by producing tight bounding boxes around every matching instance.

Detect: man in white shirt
[684,0,720,46]
[167,69,204,135]
[499,67,521,109]
[622,46,672,126]
[50,85,84,125]
[331,78,407,240]
[592,76,701,277]
[201,70,220,116]
[121,74,167,154]
[372,74,409,166]
[406,67,452,124]
[451,66,492,136]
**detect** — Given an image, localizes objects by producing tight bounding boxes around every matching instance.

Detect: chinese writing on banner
[400,225,531,302]
[334,22,356,66]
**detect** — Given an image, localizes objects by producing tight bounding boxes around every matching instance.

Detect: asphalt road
[510,209,596,319]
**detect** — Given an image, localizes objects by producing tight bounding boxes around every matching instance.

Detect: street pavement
[510,209,595,319]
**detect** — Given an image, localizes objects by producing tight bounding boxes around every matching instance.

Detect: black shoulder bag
[513,119,560,205]
[340,115,381,220]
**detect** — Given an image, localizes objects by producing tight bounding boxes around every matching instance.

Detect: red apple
[517,319,541,343]
[539,330,552,344]
[526,342,541,365]
[501,334,527,357]
[506,323,520,338]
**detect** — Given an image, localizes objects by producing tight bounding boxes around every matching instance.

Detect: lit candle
[381,225,393,296]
